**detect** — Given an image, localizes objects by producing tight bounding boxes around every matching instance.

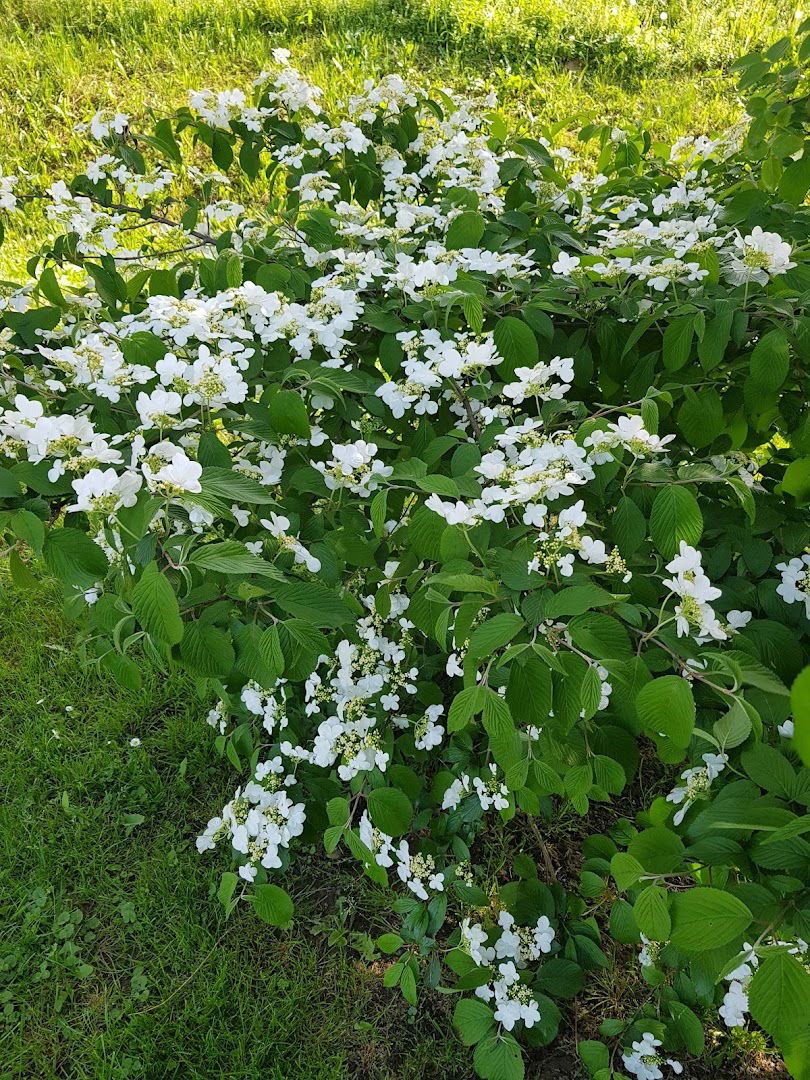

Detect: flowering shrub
[2,29,810,1080]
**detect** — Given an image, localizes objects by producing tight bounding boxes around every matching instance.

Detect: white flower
[414,704,445,751]
[726,226,795,285]
[502,356,574,405]
[622,1033,683,1080]
[666,752,728,825]
[69,467,142,513]
[135,387,183,429]
[551,251,581,276]
[461,919,494,966]
[663,542,726,642]
[150,451,203,494]
[726,608,752,630]
[314,440,392,496]
[776,553,810,618]
[532,915,555,955]
[260,513,321,573]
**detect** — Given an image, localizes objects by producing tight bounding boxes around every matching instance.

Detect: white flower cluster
[665,752,728,826]
[357,812,446,901]
[552,167,795,296]
[196,762,305,882]
[663,542,728,642]
[719,943,758,1027]
[375,329,501,420]
[260,512,321,573]
[776,552,810,619]
[583,415,674,463]
[0,171,18,212]
[622,1033,683,1080]
[240,680,289,736]
[280,597,417,781]
[394,840,446,901]
[313,439,393,497]
[427,411,670,535]
[442,765,510,813]
[459,912,556,1031]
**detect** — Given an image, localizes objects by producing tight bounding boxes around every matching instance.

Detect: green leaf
[697,305,734,372]
[790,666,810,768]
[578,1040,610,1075]
[377,933,404,954]
[633,886,671,940]
[750,329,790,391]
[612,496,646,556]
[493,316,537,377]
[38,267,67,307]
[235,623,284,686]
[366,787,413,836]
[268,389,310,438]
[610,852,644,891]
[663,315,695,371]
[741,743,795,799]
[463,294,484,334]
[448,685,486,731]
[43,528,109,589]
[468,612,524,658]
[782,458,810,503]
[636,676,695,748]
[199,467,276,504]
[249,883,293,928]
[506,657,552,728]
[778,153,810,204]
[748,950,810,1046]
[272,580,354,627]
[627,827,684,874]
[713,700,752,750]
[131,563,184,645]
[482,689,518,769]
[278,619,327,680]
[10,509,45,553]
[326,796,349,826]
[120,330,167,366]
[0,466,22,498]
[217,871,239,910]
[669,888,752,951]
[535,957,584,998]
[668,1002,705,1055]
[180,622,234,677]
[544,585,614,618]
[473,1032,525,1080]
[677,386,724,448]
[190,541,284,578]
[100,651,143,692]
[323,825,343,854]
[399,964,417,1006]
[579,664,603,720]
[649,486,703,560]
[446,210,485,250]
[453,998,495,1046]
[370,490,388,538]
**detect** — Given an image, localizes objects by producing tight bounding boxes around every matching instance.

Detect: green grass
[0,579,475,1079]
[0,0,798,271]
